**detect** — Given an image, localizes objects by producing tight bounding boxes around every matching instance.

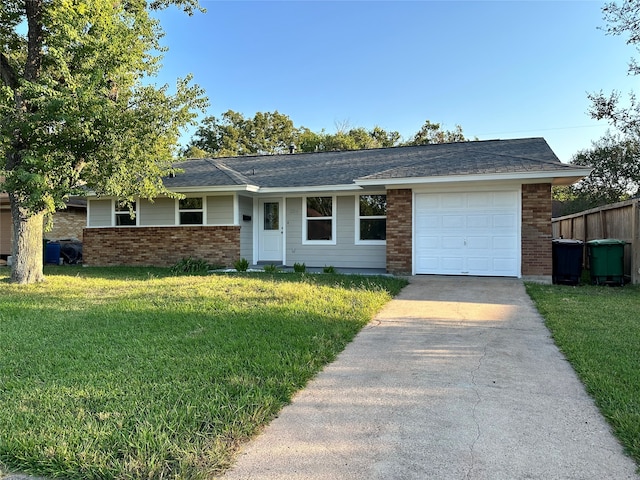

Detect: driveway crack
[465,335,488,480]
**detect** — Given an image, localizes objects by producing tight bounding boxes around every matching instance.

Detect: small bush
[263,264,279,273]
[234,258,249,272]
[323,265,336,274]
[170,257,210,275]
[293,262,306,273]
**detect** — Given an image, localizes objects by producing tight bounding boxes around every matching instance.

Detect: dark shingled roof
[164,138,579,190]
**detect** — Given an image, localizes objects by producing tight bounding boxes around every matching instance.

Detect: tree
[189,110,297,157]
[0,0,208,283]
[405,120,468,145]
[572,133,640,202]
[589,1,640,132]
[552,132,640,215]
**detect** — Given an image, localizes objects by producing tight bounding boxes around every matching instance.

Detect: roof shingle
[165,138,579,189]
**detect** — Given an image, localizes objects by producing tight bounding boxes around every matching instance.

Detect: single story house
[83,138,590,281]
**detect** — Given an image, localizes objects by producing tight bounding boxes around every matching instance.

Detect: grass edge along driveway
[0,267,407,480]
[526,282,640,472]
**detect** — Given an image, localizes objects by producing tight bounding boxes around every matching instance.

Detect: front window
[179,197,203,225]
[357,194,386,243]
[305,196,334,242]
[115,201,136,226]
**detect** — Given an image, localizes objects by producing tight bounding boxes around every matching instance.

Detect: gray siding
[285,196,385,268]
[88,199,112,227]
[139,198,175,226]
[206,195,234,225]
[239,195,254,263]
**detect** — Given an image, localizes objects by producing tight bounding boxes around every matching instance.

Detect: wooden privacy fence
[552,198,640,284]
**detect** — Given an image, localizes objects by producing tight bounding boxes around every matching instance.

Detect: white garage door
[415,191,520,277]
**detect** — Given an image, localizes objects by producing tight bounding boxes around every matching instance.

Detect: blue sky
[153,1,637,162]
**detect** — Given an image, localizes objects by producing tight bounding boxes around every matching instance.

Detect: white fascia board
[177,185,260,193]
[355,169,593,188]
[83,184,260,199]
[257,184,363,194]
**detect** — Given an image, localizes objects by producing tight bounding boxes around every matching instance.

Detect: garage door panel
[467,215,491,228]
[467,236,491,249]
[470,192,493,208]
[415,191,520,277]
[418,214,441,228]
[494,214,517,228]
[493,236,518,249]
[494,191,518,206]
[441,236,465,249]
[416,256,440,271]
[441,257,465,272]
[441,194,465,208]
[442,215,465,228]
[467,257,491,272]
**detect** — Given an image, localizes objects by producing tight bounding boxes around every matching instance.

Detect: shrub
[234,258,249,272]
[322,265,336,274]
[293,262,306,273]
[263,264,279,273]
[170,257,210,275]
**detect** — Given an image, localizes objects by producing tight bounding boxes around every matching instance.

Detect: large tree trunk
[10,194,45,284]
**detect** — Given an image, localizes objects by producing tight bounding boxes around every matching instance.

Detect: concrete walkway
[222,276,639,480]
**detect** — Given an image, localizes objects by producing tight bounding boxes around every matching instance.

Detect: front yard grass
[0,267,407,479]
[526,282,640,468]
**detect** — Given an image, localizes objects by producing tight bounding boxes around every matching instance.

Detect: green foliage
[0,267,405,478]
[553,132,640,215]
[406,120,469,145]
[169,256,211,275]
[323,265,336,274]
[186,110,474,157]
[293,262,306,273]
[190,110,297,157]
[589,1,640,133]
[234,258,249,272]
[0,0,208,283]
[526,282,640,466]
[263,264,279,273]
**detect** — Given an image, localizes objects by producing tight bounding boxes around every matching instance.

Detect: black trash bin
[552,239,584,285]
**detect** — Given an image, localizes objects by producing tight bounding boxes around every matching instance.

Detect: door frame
[255,197,286,264]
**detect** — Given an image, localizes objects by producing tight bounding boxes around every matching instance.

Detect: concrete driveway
[222,276,638,480]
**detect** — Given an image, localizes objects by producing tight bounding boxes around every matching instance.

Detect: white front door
[414,191,520,277]
[259,199,283,262]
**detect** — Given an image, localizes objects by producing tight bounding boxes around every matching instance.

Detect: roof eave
[355,169,593,187]
[257,184,362,194]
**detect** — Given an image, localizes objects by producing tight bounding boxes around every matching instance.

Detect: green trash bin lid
[586,239,626,246]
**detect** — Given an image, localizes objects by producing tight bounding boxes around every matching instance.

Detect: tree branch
[25,0,43,82]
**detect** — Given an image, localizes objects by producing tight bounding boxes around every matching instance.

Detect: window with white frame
[179,197,204,225]
[115,200,136,226]
[357,194,386,243]
[304,196,334,242]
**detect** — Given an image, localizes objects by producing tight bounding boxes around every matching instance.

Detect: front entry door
[259,199,283,262]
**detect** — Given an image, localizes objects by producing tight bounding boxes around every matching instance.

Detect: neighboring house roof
[164,138,590,192]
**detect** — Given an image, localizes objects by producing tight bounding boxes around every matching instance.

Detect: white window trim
[113,199,138,227]
[176,196,206,225]
[302,195,336,245]
[355,194,387,245]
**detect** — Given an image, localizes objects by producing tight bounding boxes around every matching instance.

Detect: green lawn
[526,282,640,468]
[0,267,407,479]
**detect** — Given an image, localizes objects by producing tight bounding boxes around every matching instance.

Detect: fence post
[632,200,640,285]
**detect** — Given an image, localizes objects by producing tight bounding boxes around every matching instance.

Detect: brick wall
[522,183,552,277]
[386,189,413,275]
[47,207,86,241]
[83,226,240,267]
